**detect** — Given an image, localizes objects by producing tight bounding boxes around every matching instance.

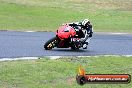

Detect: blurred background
[0,0,132,32]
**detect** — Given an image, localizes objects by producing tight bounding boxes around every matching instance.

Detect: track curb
[0,55,132,61]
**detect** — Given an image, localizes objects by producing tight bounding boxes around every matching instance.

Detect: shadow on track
[51,48,88,52]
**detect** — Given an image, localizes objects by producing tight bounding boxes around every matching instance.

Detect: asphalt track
[0,31,132,58]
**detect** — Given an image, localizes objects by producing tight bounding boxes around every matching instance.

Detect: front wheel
[44,37,57,50]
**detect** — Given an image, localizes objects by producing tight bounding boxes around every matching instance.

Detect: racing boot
[83,42,88,49]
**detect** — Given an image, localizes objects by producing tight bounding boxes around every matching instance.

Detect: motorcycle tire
[71,41,80,50]
[44,36,57,50]
[71,46,79,50]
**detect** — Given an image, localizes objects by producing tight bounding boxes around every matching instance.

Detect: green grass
[0,56,132,88]
[0,0,132,32]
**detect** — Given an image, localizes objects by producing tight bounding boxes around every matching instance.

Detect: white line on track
[14,31,131,35]
[95,32,131,35]
[47,55,132,59]
[110,33,130,35]
[1,30,131,35]
[25,31,35,32]
[0,57,38,61]
[0,55,132,62]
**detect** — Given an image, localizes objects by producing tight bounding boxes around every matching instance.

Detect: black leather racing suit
[68,22,93,43]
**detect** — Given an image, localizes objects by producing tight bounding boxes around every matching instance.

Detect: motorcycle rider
[65,19,93,49]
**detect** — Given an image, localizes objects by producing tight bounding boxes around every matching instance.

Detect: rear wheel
[71,46,79,50]
[44,37,57,50]
[71,41,81,50]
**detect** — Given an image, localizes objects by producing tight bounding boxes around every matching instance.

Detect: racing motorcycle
[44,24,88,50]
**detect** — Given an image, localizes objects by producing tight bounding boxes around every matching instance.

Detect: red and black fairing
[56,24,76,48]
[44,24,84,50]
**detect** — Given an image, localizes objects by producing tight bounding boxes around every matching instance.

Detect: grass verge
[0,56,132,88]
[0,0,132,32]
